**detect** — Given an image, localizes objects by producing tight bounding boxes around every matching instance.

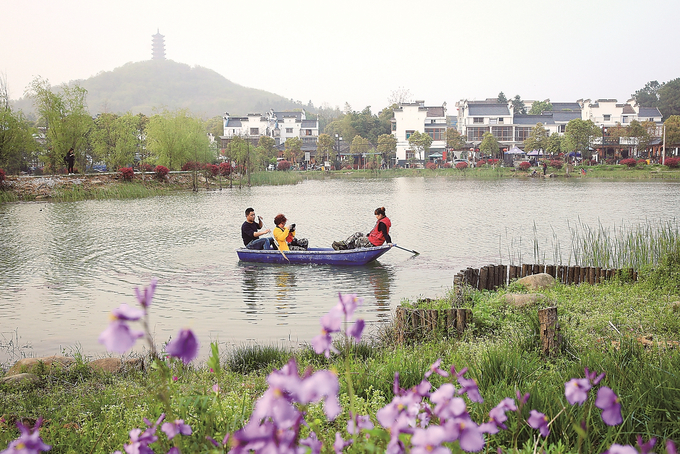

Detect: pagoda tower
[152,29,166,60]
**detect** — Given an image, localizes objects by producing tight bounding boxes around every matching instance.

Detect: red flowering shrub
[425,162,437,170]
[141,163,155,172]
[455,161,468,170]
[637,159,648,166]
[518,161,531,171]
[549,160,563,169]
[487,159,500,166]
[154,165,169,181]
[442,162,452,169]
[605,158,616,165]
[219,162,232,176]
[620,158,637,168]
[477,160,486,166]
[590,160,598,166]
[181,161,202,171]
[277,160,292,171]
[118,167,134,181]
[665,157,680,168]
[205,164,219,177]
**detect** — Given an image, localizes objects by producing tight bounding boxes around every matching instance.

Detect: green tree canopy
[446,128,466,151]
[316,133,335,164]
[0,78,38,173]
[511,95,526,115]
[146,109,210,170]
[658,78,680,120]
[528,100,553,115]
[283,136,303,164]
[632,80,661,107]
[90,112,141,170]
[377,133,397,168]
[479,132,500,157]
[497,92,507,104]
[407,131,432,161]
[546,132,563,155]
[524,123,549,152]
[564,118,600,159]
[664,115,680,146]
[350,135,370,156]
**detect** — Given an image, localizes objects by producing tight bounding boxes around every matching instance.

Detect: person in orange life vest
[273,214,309,251]
[332,206,392,250]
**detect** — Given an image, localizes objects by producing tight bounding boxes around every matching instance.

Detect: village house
[392,101,447,166]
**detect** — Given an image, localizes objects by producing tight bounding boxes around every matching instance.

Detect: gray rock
[516,273,556,291]
[6,356,75,376]
[503,293,546,308]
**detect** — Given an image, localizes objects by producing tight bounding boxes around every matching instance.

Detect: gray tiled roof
[301,120,318,128]
[272,111,303,120]
[638,107,662,118]
[468,104,510,115]
[550,102,581,111]
[622,105,636,114]
[426,107,445,117]
[513,115,554,125]
[550,111,581,122]
[225,118,242,127]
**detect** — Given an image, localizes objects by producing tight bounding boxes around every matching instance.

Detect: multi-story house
[392,101,447,166]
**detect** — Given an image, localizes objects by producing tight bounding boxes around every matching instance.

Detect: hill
[12,60,306,119]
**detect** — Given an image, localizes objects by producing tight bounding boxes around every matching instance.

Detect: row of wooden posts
[453,263,638,292]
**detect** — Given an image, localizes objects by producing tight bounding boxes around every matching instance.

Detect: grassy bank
[3,250,680,453]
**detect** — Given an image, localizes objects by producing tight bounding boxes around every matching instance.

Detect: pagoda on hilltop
[152,29,166,60]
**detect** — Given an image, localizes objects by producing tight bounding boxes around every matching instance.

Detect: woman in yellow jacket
[273,213,308,251]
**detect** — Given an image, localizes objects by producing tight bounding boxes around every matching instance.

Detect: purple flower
[338,293,362,319]
[161,419,192,440]
[604,444,637,454]
[99,320,144,353]
[527,410,550,437]
[595,386,622,426]
[516,390,530,405]
[134,278,157,308]
[430,383,468,421]
[482,397,517,433]
[333,432,352,453]
[2,418,51,453]
[300,432,322,454]
[111,303,144,321]
[411,425,453,454]
[457,376,483,403]
[347,413,374,435]
[564,378,592,405]
[636,435,656,454]
[668,440,678,454]
[424,359,449,378]
[166,328,199,364]
[584,367,605,385]
[296,369,341,420]
[444,417,485,452]
[347,319,365,342]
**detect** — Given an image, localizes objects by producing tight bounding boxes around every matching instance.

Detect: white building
[222,109,319,151]
[392,101,447,165]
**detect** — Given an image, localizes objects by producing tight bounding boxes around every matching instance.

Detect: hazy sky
[2,0,679,114]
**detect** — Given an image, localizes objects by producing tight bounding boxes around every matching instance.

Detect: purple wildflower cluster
[97,279,199,364]
[311,293,365,357]
[111,414,192,454]
[0,418,50,454]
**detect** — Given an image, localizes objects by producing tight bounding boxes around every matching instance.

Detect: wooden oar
[264,222,289,262]
[393,244,419,256]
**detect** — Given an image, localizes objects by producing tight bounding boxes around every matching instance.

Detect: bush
[218,162,232,176]
[518,161,531,171]
[140,163,154,172]
[487,158,500,166]
[455,161,468,170]
[154,165,169,181]
[549,160,563,169]
[442,162,452,168]
[477,160,486,166]
[606,158,616,165]
[118,167,134,181]
[590,159,598,166]
[277,160,291,171]
[181,161,202,171]
[637,159,648,166]
[620,158,637,168]
[204,164,219,177]
[665,157,680,168]
[425,162,437,170]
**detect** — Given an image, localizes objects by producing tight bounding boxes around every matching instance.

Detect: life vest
[368,216,391,246]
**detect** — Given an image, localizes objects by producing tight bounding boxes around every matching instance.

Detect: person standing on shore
[64,148,75,174]
[241,207,272,250]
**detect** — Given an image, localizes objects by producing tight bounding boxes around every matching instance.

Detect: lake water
[1,176,679,363]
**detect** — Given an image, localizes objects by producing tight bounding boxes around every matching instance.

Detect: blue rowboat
[236,244,393,266]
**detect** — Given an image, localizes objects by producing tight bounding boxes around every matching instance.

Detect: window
[491,126,512,141]
[473,117,484,124]
[391,122,396,131]
[304,129,312,136]
[603,114,611,122]
[406,130,415,139]
[515,127,532,142]
[558,125,566,133]
[498,118,504,124]
[286,128,293,133]
[467,127,488,141]
[425,128,445,140]
[250,128,259,135]
[622,116,629,124]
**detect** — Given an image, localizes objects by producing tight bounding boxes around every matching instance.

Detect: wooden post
[455,308,472,337]
[501,265,507,287]
[509,265,518,282]
[538,306,561,356]
[568,266,575,284]
[479,266,489,290]
[522,264,531,277]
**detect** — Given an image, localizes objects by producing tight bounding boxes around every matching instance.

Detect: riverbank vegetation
[3,235,680,452]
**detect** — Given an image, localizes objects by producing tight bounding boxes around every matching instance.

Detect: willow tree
[316,133,335,166]
[377,133,397,168]
[284,136,303,164]
[27,77,93,173]
[0,77,37,173]
[90,113,140,170]
[146,109,209,171]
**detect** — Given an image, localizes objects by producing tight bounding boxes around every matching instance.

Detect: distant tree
[284,136,303,164]
[388,87,413,105]
[0,77,38,173]
[511,95,526,115]
[632,80,661,107]
[316,133,335,164]
[91,112,140,170]
[407,131,432,161]
[27,77,93,173]
[479,132,500,157]
[528,100,553,115]
[146,108,209,171]
[546,132,563,155]
[446,128,466,151]
[664,115,680,146]
[377,133,397,168]
[658,78,680,119]
[226,135,252,187]
[257,135,278,165]
[350,135,370,157]
[563,118,600,160]
[205,115,223,138]
[627,120,657,154]
[497,92,507,104]
[524,123,549,152]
